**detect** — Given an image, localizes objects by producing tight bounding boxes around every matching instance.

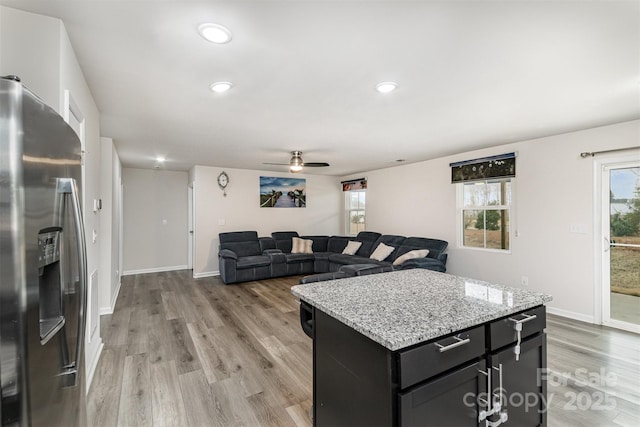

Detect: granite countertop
[291,269,553,351]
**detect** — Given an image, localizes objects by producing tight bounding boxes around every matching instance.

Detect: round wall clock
[217,171,229,196]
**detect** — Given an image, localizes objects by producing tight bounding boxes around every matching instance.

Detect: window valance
[341,178,367,191]
[450,153,516,183]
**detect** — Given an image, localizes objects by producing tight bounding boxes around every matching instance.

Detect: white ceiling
[3,1,639,176]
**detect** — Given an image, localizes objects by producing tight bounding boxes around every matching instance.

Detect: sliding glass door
[602,162,640,332]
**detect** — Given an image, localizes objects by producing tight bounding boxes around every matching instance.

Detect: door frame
[594,153,640,333]
[188,183,194,270]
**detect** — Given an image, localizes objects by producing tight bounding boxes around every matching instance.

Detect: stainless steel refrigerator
[1,76,87,426]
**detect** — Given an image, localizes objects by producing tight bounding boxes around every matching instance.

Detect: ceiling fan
[263,151,330,173]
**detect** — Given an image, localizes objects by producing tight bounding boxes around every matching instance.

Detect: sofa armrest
[219,249,238,260]
[218,249,238,284]
[397,257,446,273]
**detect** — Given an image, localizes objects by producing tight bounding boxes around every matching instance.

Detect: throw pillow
[392,249,430,266]
[342,241,362,255]
[370,243,395,261]
[291,237,303,253]
[292,237,314,254]
[302,238,313,253]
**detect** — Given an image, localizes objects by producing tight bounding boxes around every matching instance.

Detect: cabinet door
[314,310,394,426]
[489,333,546,427]
[399,360,486,427]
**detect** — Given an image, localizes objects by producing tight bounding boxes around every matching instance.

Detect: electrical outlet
[521,276,529,287]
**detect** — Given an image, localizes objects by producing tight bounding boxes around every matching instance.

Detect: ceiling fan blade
[262,162,290,166]
[303,162,330,167]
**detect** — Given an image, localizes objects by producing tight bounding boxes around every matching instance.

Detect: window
[346,190,366,235]
[458,179,512,251]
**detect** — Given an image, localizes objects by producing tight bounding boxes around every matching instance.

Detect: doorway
[188,183,194,271]
[599,159,640,333]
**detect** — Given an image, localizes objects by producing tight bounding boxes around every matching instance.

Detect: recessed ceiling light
[210,82,233,93]
[198,23,232,44]
[376,82,398,93]
[156,156,165,162]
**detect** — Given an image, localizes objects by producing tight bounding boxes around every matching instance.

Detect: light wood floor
[88,270,640,426]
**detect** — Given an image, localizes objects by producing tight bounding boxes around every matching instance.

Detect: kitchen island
[291,268,553,427]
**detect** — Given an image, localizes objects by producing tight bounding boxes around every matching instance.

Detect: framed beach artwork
[260,176,306,208]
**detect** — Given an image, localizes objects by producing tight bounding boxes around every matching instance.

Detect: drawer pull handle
[508,314,535,362]
[435,336,470,352]
[508,313,537,325]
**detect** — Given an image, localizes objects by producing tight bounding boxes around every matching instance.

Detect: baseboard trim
[193,270,220,279]
[546,306,595,324]
[86,340,103,392]
[99,278,122,316]
[122,265,188,276]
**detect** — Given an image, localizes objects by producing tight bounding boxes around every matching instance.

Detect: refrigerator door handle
[56,178,87,387]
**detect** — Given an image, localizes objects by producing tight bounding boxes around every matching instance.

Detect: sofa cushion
[396,257,446,273]
[299,271,347,284]
[393,237,448,262]
[236,255,272,269]
[354,231,382,257]
[327,236,352,253]
[339,263,394,276]
[369,243,396,261]
[219,231,261,257]
[342,241,362,255]
[272,231,300,253]
[363,235,405,259]
[285,253,315,263]
[301,235,329,252]
[392,249,429,266]
[292,237,313,254]
[374,235,407,248]
[259,237,276,252]
[328,253,387,266]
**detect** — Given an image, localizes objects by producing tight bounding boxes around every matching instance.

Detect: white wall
[99,138,122,314]
[0,6,104,388]
[343,120,640,322]
[0,7,60,109]
[122,168,189,274]
[193,166,341,277]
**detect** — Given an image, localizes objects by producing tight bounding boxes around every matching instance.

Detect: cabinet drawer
[489,305,545,351]
[398,325,485,389]
[399,360,486,427]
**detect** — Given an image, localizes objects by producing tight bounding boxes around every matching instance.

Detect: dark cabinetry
[399,360,486,427]
[312,306,546,426]
[488,307,547,427]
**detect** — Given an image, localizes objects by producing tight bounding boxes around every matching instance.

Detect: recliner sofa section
[218,230,448,284]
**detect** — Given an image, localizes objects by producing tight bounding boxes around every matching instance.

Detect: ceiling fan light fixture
[376,81,398,93]
[289,151,304,172]
[198,23,232,44]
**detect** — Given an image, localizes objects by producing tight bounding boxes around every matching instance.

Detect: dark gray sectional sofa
[218,230,448,284]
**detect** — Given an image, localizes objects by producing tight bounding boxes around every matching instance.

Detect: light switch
[92,229,97,243]
[218,219,226,226]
